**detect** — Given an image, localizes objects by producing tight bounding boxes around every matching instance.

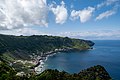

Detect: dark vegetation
[0,62,111,80]
[0,34,94,53]
[0,34,94,61]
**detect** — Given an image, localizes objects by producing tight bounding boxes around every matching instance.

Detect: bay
[44,40,120,80]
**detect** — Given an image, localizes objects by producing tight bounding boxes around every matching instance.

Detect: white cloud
[97,0,119,9]
[79,7,95,23]
[50,1,68,24]
[70,10,80,20]
[96,10,116,20]
[0,27,50,36]
[0,0,48,30]
[70,7,95,23]
[57,30,120,40]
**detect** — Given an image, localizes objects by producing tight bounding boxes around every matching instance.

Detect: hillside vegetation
[0,62,111,80]
[0,34,94,61]
[0,34,112,80]
[0,34,95,77]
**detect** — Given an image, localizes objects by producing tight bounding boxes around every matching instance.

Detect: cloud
[96,0,120,21]
[70,10,80,20]
[50,1,68,24]
[57,30,120,40]
[1,29,120,40]
[0,0,48,30]
[95,10,116,20]
[0,27,50,36]
[97,0,119,9]
[70,7,95,23]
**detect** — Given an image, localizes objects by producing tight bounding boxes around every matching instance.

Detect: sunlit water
[43,40,120,80]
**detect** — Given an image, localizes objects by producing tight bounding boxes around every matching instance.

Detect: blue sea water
[44,40,120,80]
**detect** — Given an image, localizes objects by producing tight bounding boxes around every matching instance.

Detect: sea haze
[44,40,120,80]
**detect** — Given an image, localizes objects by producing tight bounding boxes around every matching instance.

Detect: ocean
[43,40,120,80]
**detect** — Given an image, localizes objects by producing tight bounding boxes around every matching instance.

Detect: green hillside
[0,34,94,61]
[0,62,111,80]
[0,34,94,75]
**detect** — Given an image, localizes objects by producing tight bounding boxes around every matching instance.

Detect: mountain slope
[0,34,94,61]
[0,34,94,73]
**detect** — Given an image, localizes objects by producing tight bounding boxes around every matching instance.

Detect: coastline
[33,48,73,74]
[33,47,93,74]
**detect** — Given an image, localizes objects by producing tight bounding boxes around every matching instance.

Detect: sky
[0,0,120,40]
